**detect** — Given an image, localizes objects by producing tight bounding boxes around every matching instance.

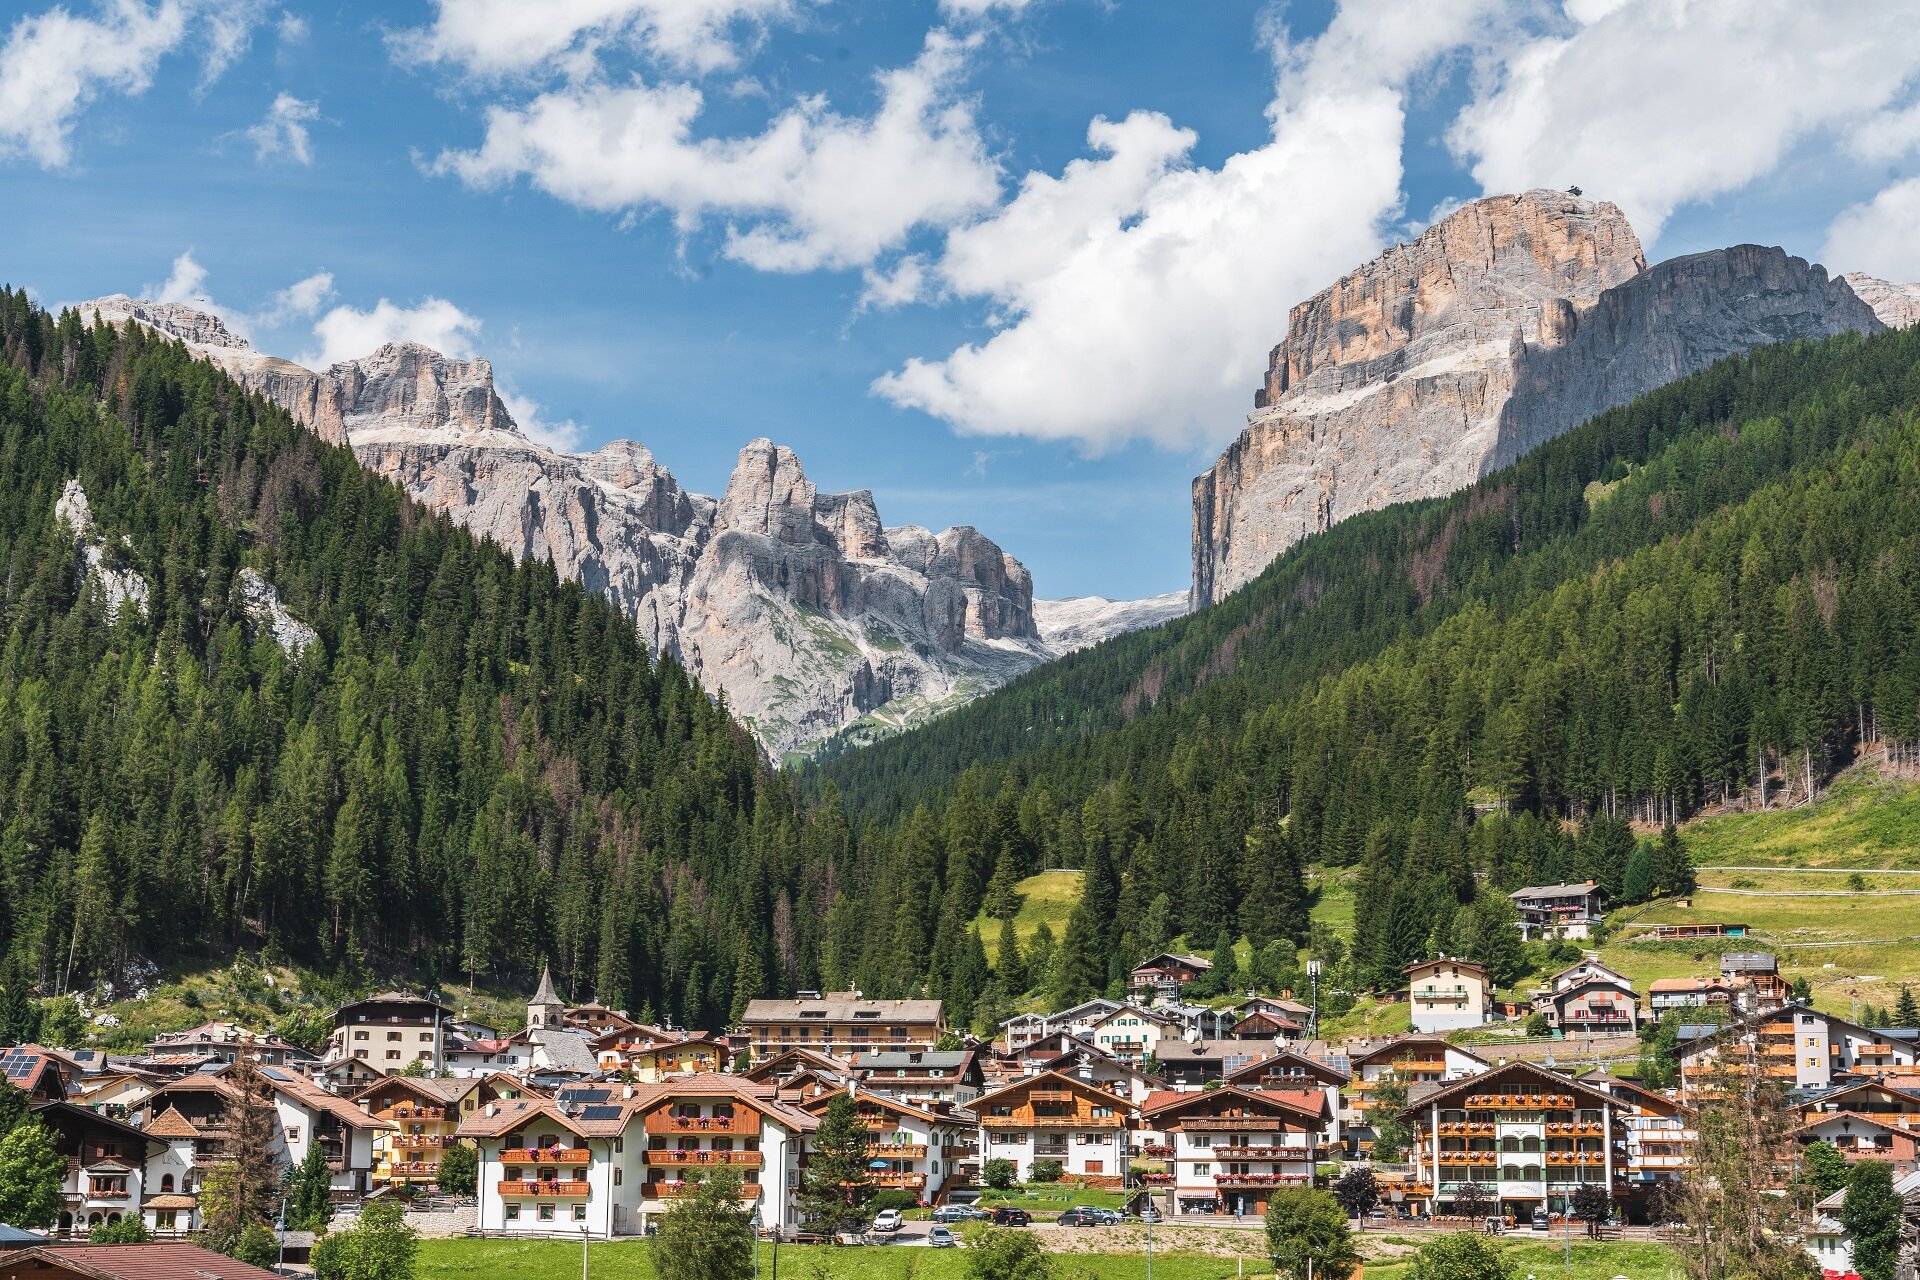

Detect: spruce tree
[1622,842,1655,903]
[652,1166,752,1280]
[1841,1160,1901,1280]
[202,1055,280,1254]
[1894,985,1918,1026]
[1652,823,1697,897]
[795,1093,872,1233]
[995,917,1026,994]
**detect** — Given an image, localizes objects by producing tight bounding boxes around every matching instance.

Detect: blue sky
[5,0,1920,599]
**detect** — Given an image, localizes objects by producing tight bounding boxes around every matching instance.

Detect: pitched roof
[972,1068,1137,1113]
[140,1194,198,1210]
[1405,957,1488,977]
[457,1073,820,1141]
[532,966,562,1008]
[1510,882,1601,900]
[740,994,943,1025]
[1395,1059,1619,1118]
[1141,1085,1327,1123]
[1224,1049,1351,1087]
[0,1243,283,1279]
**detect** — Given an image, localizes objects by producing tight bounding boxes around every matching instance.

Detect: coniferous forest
[9,288,1920,1033]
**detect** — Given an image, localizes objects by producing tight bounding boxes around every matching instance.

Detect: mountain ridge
[1191,190,1889,607]
[75,295,1170,757]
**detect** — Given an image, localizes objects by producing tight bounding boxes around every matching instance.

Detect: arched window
[162,1174,175,1192]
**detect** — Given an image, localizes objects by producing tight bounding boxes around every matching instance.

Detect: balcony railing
[648,1182,761,1199]
[1214,1146,1312,1160]
[1214,1173,1310,1187]
[497,1180,591,1198]
[644,1150,763,1167]
[646,1114,752,1135]
[86,1189,131,1200]
[391,1106,445,1120]
[871,1172,926,1188]
[501,1148,591,1166]
[392,1134,450,1149]
[866,1144,927,1158]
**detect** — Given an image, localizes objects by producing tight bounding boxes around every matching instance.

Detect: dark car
[1056,1208,1104,1227]
[931,1205,974,1224]
[990,1207,1032,1227]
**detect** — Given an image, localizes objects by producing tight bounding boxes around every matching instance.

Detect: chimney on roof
[485,1102,497,1118]
[622,1085,634,1100]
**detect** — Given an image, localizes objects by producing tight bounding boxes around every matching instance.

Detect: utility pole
[1308,960,1323,1039]
[276,1197,287,1275]
[581,1223,590,1280]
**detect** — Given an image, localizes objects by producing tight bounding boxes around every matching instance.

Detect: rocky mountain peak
[81,294,252,351]
[1843,272,1920,329]
[1193,192,1883,607]
[330,342,518,441]
[716,438,821,543]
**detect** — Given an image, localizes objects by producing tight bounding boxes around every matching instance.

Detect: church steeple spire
[528,965,564,1031]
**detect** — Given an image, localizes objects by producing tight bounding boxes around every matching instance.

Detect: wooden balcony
[85,1189,131,1201]
[498,1180,592,1198]
[392,1134,450,1150]
[870,1172,926,1189]
[501,1148,590,1166]
[648,1181,761,1199]
[1214,1145,1312,1160]
[867,1143,927,1158]
[645,1113,753,1136]
[1029,1090,1076,1103]
[1214,1173,1310,1187]
[644,1150,763,1168]
[390,1105,445,1120]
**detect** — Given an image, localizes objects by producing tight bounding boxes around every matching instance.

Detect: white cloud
[244,91,319,164]
[396,0,805,78]
[1447,0,1920,247]
[431,29,1000,272]
[858,255,930,311]
[0,0,266,167]
[871,0,1509,451]
[275,9,305,44]
[1824,176,1920,283]
[940,0,1037,16]
[150,249,214,307]
[305,297,484,369]
[256,270,336,326]
[499,388,587,452]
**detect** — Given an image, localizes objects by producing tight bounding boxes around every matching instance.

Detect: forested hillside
[0,291,851,1031]
[814,325,1920,1001]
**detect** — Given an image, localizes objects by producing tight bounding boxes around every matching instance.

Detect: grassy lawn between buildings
[414,1230,1682,1280]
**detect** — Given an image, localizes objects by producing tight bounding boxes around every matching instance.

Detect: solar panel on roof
[259,1068,292,1082]
[564,1088,610,1104]
[580,1105,622,1120]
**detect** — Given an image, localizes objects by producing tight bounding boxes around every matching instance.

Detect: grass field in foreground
[415,1232,1682,1280]
[418,1237,1256,1279]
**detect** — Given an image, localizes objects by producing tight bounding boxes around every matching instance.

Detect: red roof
[0,1243,282,1279]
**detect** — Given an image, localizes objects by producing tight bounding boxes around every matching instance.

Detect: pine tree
[995,917,1026,993]
[1894,985,1918,1026]
[1050,905,1105,1007]
[795,1093,871,1233]
[286,1141,333,1232]
[1622,842,1655,904]
[1652,822,1697,897]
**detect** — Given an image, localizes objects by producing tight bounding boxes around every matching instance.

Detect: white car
[927,1226,958,1248]
[872,1209,903,1234]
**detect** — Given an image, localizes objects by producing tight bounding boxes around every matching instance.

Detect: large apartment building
[457,1075,819,1238]
[740,994,945,1062]
[1342,1037,1489,1156]
[1402,1061,1624,1219]
[1678,1007,1920,1092]
[1140,1087,1330,1217]
[794,1084,975,1204]
[975,1070,1136,1184]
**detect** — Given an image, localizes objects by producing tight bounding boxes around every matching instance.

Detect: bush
[983,1158,1016,1190]
[232,1223,279,1269]
[436,1143,477,1196]
[1404,1232,1520,1280]
[311,1231,350,1280]
[966,1227,1054,1280]
[89,1217,152,1244]
[1523,1013,1551,1037]
[1029,1159,1063,1184]
[868,1188,920,1213]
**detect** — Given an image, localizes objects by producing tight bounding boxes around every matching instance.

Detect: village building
[1583,1074,1695,1214]
[1404,958,1493,1034]
[590,1028,729,1080]
[24,1101,163,1238]
[1224,1051,1349,1153]
[327,991,453,1073]
[974,1069,1136,1184]
[792,1084,974,1204]
[1085,1006,1183,1065]
[740,994,945,1062]
[0,1047,72,1103]
[1678,1007,1920,1092]
[1156,1038,1281,1089]
[1508,882,1605,940]
[1401,1060,1624,1220]
[1128,954,1212,1005]
[141,1022,313,1068]
[457,1074,817,1237]
[0,1242,285,1279]
[139,1065,390,1195]
[1140,1086,1330,1217]
[850,1049,985,1108]
[1342,1037,1489,1157]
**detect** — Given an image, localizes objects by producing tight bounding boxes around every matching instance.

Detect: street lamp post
[581,1223,590,1280]
[275,1197,287,1275]
[1307,961,1323,1039]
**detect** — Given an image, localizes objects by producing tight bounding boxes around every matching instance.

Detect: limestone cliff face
[81,299,1048,757]
[1192,191,1885,606]
[1844,273,1920,329]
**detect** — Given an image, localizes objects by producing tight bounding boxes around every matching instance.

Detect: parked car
[1057,1208,1105,1227]
[1090,1209,1124,1225]
[927,1226,958,1248]
[1367,1208,1390,1220]
[872,1209,904,1234]
[1531,1208,1552,1232]
[931,1205,974,1224]
[1138,1207,1163,1224]
[990,1207,1032,1227]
